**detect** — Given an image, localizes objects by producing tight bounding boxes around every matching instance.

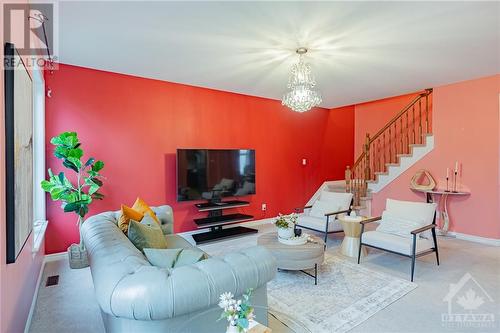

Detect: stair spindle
[419,99,422,144]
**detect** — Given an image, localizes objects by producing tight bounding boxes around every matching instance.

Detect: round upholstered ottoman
[257,232,325,285]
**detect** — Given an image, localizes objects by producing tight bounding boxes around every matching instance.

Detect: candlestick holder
[445,177,450,192]
[452,171,458,193]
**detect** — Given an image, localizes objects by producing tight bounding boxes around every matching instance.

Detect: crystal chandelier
[282,47,322,113]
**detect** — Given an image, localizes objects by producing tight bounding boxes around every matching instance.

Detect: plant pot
[226,325,239,333]
[277,226,294,240]
[68,244,89,269]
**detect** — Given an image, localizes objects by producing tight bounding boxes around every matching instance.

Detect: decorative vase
[67,243,89,269]
[226,325,239,333]
[277,226,294,239]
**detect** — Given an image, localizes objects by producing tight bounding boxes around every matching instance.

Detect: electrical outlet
[302,158,307,165]
[261,203,267,211]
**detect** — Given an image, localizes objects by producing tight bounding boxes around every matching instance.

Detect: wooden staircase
[346,89,433,205]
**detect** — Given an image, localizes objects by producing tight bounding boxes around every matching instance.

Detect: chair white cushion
[385,199,436,239]
[309,200,341,219]
[297,215,343,232]
[376,210,425,239]
[319,191,353,218]
[362,231,434,255]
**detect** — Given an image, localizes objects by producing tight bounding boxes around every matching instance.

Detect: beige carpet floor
[28,223,500,333]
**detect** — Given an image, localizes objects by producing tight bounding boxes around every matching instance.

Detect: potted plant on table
[41,132,105,269]
[274,213,298,239]
[218,289,255,333]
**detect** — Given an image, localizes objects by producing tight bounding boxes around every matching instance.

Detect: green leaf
[63,202,80,213]
[88,184,99,195]
[91,192,104,200]
[63,159,79,172]
[51,132,79,147]
[91,178,103,187]
[67,157,82,169]
[41,180,53,192]
[68,148,83,159]
[92,160,104,172]
[58,172,65,185]
[237,318,249,329]
[78,205,89,218]
[84,158,95,167]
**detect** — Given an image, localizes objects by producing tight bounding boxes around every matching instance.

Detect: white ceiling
[58,1,499,108]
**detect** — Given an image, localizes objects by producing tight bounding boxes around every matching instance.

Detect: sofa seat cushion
[362,231,434,255]
[297,215,342,232]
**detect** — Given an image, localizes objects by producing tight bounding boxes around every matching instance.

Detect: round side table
[338,216,367,258]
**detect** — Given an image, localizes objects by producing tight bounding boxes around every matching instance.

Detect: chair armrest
[411,224,436,235]
[325,209,350,217]
[360,216,382,225]
[295,205,312,212]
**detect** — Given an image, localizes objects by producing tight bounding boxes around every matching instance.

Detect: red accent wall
[44,64,354,254]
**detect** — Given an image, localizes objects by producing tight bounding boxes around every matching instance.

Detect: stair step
[409,143,425,148]
[397,153,412,158]
[374,171,388,176]
[386,163,399,167]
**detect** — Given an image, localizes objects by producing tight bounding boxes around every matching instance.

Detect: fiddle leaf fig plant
[41,132,105,249]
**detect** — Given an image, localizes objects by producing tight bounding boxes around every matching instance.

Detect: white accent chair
[296,191,354,245]
[358,198,439,281]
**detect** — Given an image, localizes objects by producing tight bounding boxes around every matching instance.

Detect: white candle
[455,161,458,173]
[446,168,449,178]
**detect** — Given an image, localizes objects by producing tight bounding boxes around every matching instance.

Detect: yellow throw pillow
[118,204,144,234]
[132,197,161,225]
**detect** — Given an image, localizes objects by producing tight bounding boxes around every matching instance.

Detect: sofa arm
[108,246,277,320]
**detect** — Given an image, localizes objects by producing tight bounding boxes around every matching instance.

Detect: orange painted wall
[358,75,500,239]
[44,64,355,254]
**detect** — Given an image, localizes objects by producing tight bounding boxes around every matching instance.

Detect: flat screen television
[177,149,256,202]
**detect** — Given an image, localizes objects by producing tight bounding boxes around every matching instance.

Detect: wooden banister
[346,89,433,205]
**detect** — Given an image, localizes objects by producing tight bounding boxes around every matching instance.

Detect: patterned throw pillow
[376,210,425,239]
[127,219,167,252]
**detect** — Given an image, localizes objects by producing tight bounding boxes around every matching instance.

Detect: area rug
[267,253,417,333]
[201,234,417,333]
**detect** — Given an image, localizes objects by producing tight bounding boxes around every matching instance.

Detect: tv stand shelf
[195,200,250,212]
[194,213,254,228]
[192,200,256,244]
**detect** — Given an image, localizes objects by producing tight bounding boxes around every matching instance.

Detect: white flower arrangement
[274,212,298,229]
[218,289,254,332]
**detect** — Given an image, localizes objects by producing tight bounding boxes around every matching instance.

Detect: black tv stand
[192,200,256,244]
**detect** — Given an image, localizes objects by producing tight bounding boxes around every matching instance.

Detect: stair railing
[346,89,433,205]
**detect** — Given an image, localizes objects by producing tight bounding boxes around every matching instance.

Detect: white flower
[237,300,242,305]
[237,306,241,311]
[219,292,234,303]
[230,320,236,326]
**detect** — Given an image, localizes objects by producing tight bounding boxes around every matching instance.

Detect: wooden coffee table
[257,232,324,285]
[338,216,368,258]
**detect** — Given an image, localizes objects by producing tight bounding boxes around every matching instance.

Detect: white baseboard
[443,231,500,246]
[24,261,45,333]
[44,252,67,262]
[438,229,500,246]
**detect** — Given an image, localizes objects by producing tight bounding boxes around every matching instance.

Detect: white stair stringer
[368,134,434,193]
